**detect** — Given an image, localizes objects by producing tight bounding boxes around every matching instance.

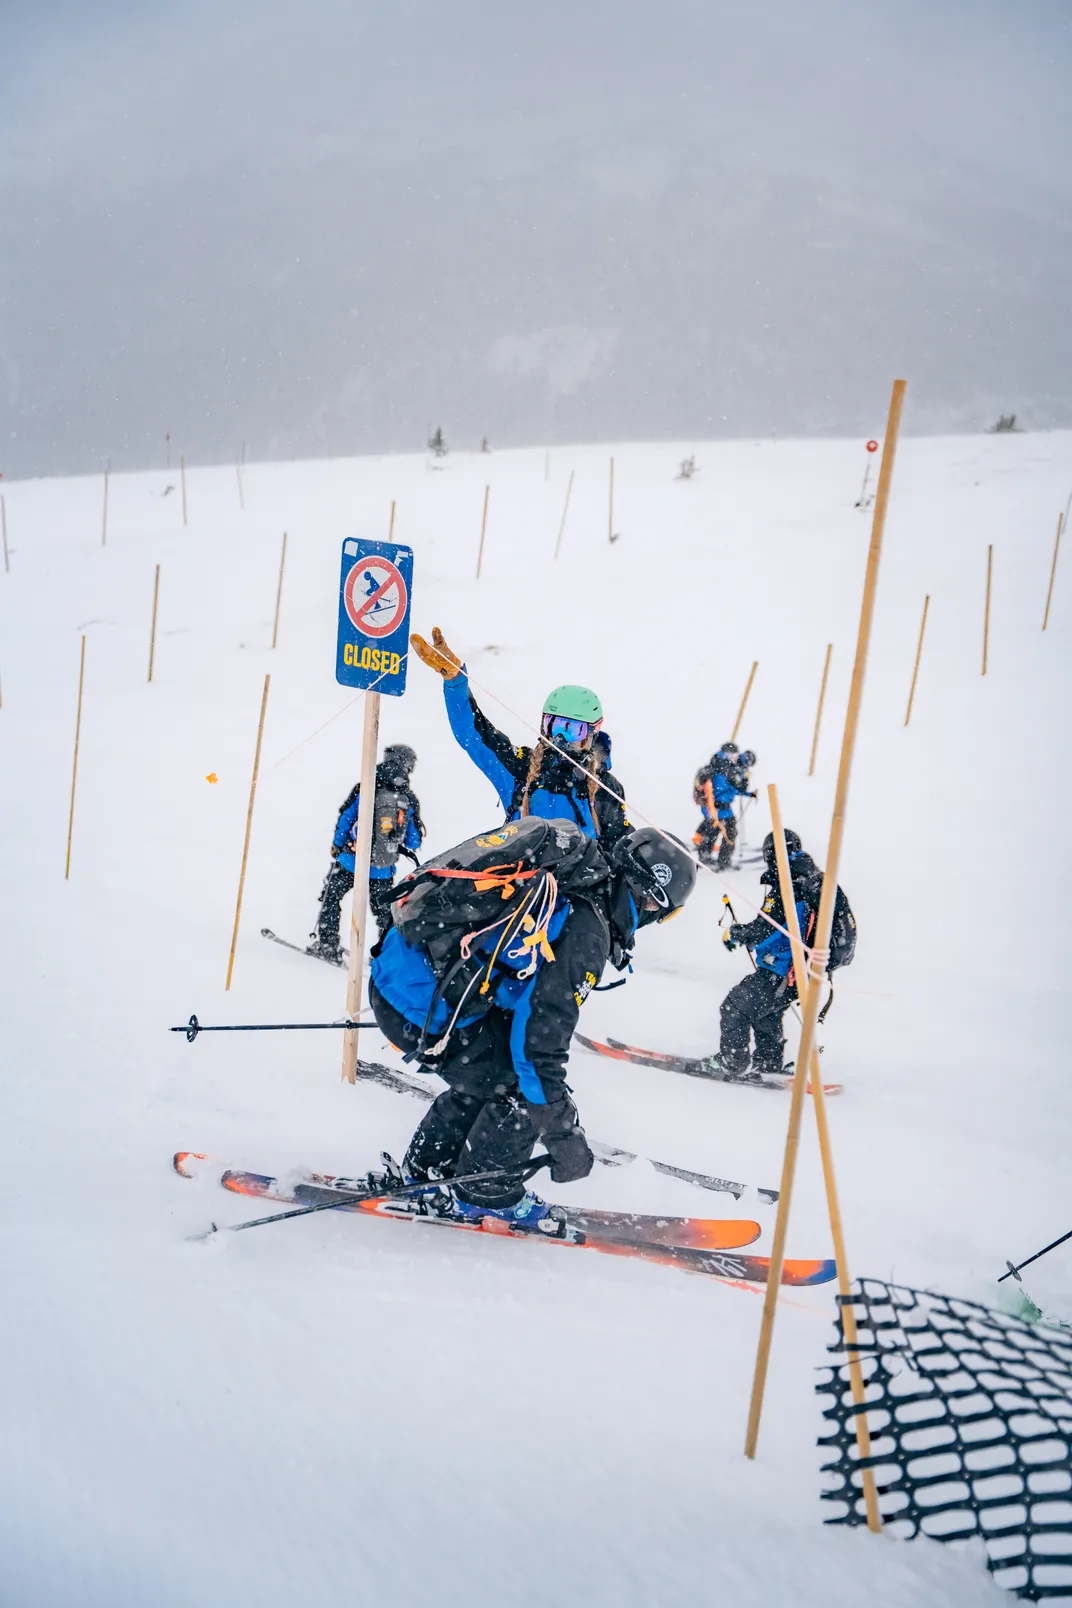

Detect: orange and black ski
[574,1034,843,1096]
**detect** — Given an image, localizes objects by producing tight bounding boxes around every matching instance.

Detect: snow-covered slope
[2,431,1067,1605]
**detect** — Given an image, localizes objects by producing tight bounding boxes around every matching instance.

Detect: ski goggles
[541,713,601,746]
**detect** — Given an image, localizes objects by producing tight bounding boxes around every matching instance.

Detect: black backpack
[828,885,857,972]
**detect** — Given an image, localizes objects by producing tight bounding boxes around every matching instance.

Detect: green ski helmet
[541,684,603,748]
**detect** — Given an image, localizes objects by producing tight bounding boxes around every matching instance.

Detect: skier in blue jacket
[308,744,424,962]
[693,742,756,869]
[410,625,630,846]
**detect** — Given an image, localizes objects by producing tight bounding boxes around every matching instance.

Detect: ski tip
[174,1150,209,1177]
[782,1258,838,1286]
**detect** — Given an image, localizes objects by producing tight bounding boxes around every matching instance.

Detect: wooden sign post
[1043,513,1063,631]
[731,660,758,743]
[225,674,271,990]
[904,595,930,726]
[554,470,575,561]
[744,378,906,1474]
[101,470,109,547]
[341,691,381,1084]
[982,545,993,675]
[180,456,188,527]
[65,636,87,880]
[271,533,288,649]
[808,645,832,776]
[147,565,161,683]
[475,486,490,580]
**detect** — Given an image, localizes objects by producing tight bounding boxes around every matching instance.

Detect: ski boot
[305,938,344,966]
[702,1054,767,1086]
[445,1188,569,1237]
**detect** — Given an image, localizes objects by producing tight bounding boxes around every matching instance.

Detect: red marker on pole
[855,439,879,508]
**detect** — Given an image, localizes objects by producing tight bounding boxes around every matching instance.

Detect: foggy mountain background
[2,0,1070,479]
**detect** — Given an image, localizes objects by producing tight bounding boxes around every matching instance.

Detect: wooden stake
[388,499,396,541]
[180,455,188,527]
[475,485,490,580]
[1,495,8,574]
[147,564,161,683]
[236,459,244,511]
[225,674,271,990]
[745,378,906,1469]
[608,456,615,543]
[731,660,758,743]
[341,691,381,1083]
[982,544,993,675]
[767,784,882,1531]
[101,470,109,547]
[1043,512,1063,631]
[904,595,930,726]
[65,636,87,880]
[271,532,288,650]
[554,470,575,561]
[808,645,832,776]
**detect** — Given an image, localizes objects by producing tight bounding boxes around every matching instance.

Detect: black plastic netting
[817,1280,1072,1602]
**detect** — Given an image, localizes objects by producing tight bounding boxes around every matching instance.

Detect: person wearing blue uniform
[308,744,424,962]
[410,625,630,847]
[693,741,756,869]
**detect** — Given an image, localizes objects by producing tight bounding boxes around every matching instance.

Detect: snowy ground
[2,428,1068,1604]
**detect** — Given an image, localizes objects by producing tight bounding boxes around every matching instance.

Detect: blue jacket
[442,671,630,847]
[333,793,422,877]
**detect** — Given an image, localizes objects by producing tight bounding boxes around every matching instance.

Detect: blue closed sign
[335,538,414,697]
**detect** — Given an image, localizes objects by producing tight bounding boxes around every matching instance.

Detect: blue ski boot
[446,1189,568,1236]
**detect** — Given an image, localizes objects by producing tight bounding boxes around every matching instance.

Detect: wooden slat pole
[388,499,396,540]
[808,645,832,775]
[745,377,906,1462]
[147,564,161,683]
[982,544,993,675]
[225,674,271,990]
[767,783,882,1531]
[904,595,930,726]
[180,455,188,527]
[271,532,288,650]
[65,636,87,880]
[341,691,381,1083]
[1043,513,1063,631]
[2,494,8,574]
[731,660,758,743]
[554,470,575,561]
[608,456,615,543]
[101,470,109,547]
[475,485,490,579]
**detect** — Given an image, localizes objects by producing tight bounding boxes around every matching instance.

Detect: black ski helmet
[612,827,697,924]
[739,750,756,769]
[383,743,417,779]
[720,741,739,756]
[762,828,801,863]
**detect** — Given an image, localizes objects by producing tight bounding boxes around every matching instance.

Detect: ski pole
[998,1226,1072,1282]
[722,895,756,970]
[171,1013,371,1043]
[194,1155,551,1239]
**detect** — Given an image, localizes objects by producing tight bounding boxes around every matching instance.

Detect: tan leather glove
[410,626,463,680]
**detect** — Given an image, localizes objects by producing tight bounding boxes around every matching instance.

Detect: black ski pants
[316,863,395,949]
[697,814,736,870]
[719,967,792,1075]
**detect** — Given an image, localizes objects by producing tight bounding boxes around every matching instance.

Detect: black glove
[747,791,758,800]
[723,924,744,952]
[527,1095,594,1184]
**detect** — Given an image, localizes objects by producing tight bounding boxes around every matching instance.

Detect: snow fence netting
[817,1280,1072,1602]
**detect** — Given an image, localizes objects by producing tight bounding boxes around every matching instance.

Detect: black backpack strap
[817,982,834,1023]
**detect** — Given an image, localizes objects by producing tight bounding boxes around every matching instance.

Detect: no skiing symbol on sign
[343,556,409,639]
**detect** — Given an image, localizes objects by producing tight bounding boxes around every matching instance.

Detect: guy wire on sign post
[744,379,906,1484]
[335,522,415,1084]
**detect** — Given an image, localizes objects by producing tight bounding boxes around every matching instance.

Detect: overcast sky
[2,0,1070,477]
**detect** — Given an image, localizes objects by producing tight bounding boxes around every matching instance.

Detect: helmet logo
[651,862,673,887]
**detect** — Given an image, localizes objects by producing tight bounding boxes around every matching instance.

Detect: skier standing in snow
[410,626,630,846]
[369,817,696,1228]
[308,744,425,963]
[708,830,854,1081]
[692,742,756,870]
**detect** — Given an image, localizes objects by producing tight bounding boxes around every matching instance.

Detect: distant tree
[675,455,698,480]
[989,414,1021,434]
[428,426,448,456]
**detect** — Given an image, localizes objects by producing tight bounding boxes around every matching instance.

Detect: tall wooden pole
[101,470,109,547]
[180,456,188,527]
[342,692,381,1083]
[554,470,575,561]
[475,485,490,579]
[225,674,271,990]
[271,533,288,650]
[65,636,87,880]
[1,495,8,574]
[808,645,832,776]
[731,660,758,743]
[608,457,615,543]
[147,564,161,683]
[767,784,882,1531]
[745,378,906,1463]
[982,544,993,675]
[1043,513,1063,631]
[904,595,930,726]
[388,499,396,541]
